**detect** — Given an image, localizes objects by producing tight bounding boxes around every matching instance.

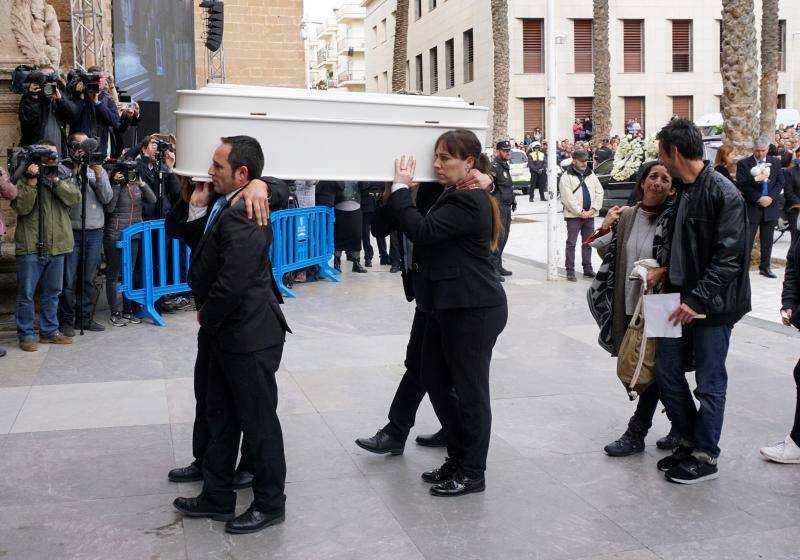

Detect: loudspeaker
[122,100,160,148]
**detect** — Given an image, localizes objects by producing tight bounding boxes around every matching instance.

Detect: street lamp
[545,0,566,281]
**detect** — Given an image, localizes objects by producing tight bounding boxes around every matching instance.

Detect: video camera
[66,69,107,96]
[7,145,61,180]
[68,137,105,166]
[104,159,139,186]
[10,65,62,96]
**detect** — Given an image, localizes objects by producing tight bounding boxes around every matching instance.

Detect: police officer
[528,142,547,202]
[492,140,515,280]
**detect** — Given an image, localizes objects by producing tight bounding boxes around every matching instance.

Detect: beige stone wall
[194,0,305,88]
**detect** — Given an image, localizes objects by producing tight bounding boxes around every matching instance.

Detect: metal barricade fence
[116,207,340,326]
[270,206,341,298]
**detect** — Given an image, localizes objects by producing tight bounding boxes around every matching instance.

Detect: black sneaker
[122,312,142,324]
[61,324,76,338]
[656,430,681,450]
[110,313,128,327]
[665,456,719,484]
[566,273,577,282]
[84,320,106,332]
[657,445,694,472]
[604,431,645,457]
[583,270,596,278]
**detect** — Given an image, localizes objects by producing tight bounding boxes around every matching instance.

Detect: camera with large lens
[104,160,139,186]
[155,139,173,154]
[7,145,60,180]
[81,72,103,94]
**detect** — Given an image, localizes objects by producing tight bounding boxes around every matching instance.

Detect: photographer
[18,66,76,156]
[137,135,180,219]
[111,101,141,159]
[66,68,119,156]
[11,142,81,352]
[104,160,156,326]
[0,165,18,358]
[57,132,113,335]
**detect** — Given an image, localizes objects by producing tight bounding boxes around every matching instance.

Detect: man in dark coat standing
[736,134,785,278]
[492,140,516,279]
[173,136,290,535]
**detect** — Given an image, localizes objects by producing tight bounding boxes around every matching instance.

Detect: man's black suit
[736,155,785,270]
[186,197,289,513]
[387,186,507,476]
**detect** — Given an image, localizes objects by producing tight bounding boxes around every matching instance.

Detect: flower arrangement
[750,162,771,183]
[611,135,660,181]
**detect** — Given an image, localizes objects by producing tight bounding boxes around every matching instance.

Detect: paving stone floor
[1,237,799,559]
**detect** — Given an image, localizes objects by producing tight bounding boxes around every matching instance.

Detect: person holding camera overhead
[57,132,113,336]
[18,66,75,157]
[66,66,119,157]
[383,129,507,497]
[12,142,81,352]
[104,159,156,327]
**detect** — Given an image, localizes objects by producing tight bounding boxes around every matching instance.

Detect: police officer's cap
[496,140,512,150]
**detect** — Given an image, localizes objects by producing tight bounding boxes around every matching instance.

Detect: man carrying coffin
[173,136,291,535]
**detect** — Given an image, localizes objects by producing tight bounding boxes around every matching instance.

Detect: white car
[508,149,531,191]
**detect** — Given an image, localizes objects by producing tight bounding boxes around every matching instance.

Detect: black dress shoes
[333,256,341,271]
[499,267,513,276]
[364,257,373,267]
[421,457,460,483]
[415,429,446,448]
[760,268,777,278]
[173,496,234,521]
[379,255,390,266]
[168,462,203,483]
[225,504,285,534]
[429,471,486,497]
[352,260,368,273]
[355,430,405,455]
[389,265,401,273]
[233,470,254,489]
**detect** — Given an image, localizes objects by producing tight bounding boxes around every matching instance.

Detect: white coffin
[173,84,489,182]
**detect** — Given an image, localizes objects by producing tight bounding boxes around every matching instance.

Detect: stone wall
[193,0,305,88]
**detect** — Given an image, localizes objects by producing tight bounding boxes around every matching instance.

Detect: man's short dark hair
[656,118,704,160]
[68,132,87,144]
[220,135,264,181]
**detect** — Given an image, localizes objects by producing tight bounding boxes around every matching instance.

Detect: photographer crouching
[11,142,81,352]
[18,66,75,156]
[57,133,113,336]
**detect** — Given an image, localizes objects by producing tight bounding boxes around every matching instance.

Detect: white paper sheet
[643,293,683,338]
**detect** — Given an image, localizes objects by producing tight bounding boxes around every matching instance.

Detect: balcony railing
[315,48,336,65]
[338,38,365,52]
[338,70,366,83]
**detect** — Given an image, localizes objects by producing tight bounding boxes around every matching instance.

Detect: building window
[573,19,593,73]
[415,53,423,92]
[672,20,692,72]
[380,19,387,43]
[522,19,544,73]
[373,75,379,90]
[623,97,645,135]
[414,0,422,20]
[406,60,410,90]
[671,96,693,120]
[463,29,474,83]
[574,97,593,121]
[430,46,439,93]
[778,94,786,109]
[623,20,644,73]
[779,20,786,72]
[429,0,437,10]
[383,71,389,93]
[371,25,377,49]
[523,98,545,138]
[445,38,455,89]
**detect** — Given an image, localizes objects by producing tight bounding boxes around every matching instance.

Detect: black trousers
[191,330,252,472]
[493,204,512,271]
[362,211,376,260]
[529,171,546,201]
[627,381,662,437]
[389,232,402,267]
[421,305,508,476]
[748,220,777,270]
[202,343,286,513]
[791,359,800,445]
[382,309,430,441]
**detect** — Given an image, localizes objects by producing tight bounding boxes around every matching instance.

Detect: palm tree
[592,0,611,141]
[490,0,510,143]
[759,0,780,137]
[391,0,409,92]
[720,0,759,155]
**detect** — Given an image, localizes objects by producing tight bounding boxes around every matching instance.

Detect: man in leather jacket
[653,119,751,485]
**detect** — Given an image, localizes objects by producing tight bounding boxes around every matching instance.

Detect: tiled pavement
[1,221,799,559]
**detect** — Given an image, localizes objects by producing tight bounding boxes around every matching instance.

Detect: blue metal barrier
[117,219,191,327]
[116,207,340,326]
[271,206,340,298]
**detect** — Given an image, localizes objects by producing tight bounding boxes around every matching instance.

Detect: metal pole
[545,0,559,281]
[790,33,800,110]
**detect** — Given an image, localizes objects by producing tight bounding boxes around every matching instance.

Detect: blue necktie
[760,161,769,196]
[204,197,227,234]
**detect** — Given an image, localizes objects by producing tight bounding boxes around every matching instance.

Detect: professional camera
[65,69,106,95]
[7,145,60,180]
[68,137,105,166]
[104,159,139,186]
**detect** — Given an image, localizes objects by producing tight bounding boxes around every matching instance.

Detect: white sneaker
[760,435,800,464]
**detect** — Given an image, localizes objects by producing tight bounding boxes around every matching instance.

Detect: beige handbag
[616,285,657,401]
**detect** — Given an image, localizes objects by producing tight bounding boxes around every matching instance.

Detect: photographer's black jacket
[137,157,180,218]
[18,93,75,155]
